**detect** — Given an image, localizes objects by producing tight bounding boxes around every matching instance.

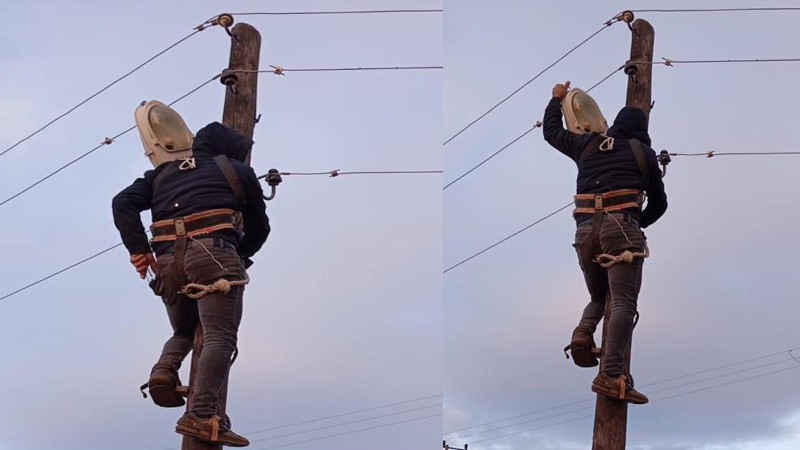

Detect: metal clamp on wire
[657,150,671,178]
[624,61,638,84]
[263,169,282,201]
[220,69,239,95]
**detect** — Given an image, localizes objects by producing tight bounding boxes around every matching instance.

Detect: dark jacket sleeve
[238,165,270,259]
[543,97,593,162]
[112,172,155,255]
[640,148,668,228]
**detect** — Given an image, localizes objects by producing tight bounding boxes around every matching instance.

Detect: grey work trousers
[151,237,246,423]
[573,213,646,378]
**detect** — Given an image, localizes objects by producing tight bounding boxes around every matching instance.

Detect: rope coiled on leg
[594,247,649,268]
[180,275,250,299]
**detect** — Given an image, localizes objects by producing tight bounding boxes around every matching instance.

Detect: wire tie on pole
[329,169,341,178]
[101,137,114,145]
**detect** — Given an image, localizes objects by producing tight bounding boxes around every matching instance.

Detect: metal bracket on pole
[657,150,671,177]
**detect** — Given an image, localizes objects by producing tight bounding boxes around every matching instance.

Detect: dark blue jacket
[543,97,667,228]
[112,122,270,258]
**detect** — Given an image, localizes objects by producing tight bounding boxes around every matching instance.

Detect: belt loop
[594,194,604,211]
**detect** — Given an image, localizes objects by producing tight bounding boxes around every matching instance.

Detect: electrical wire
[462,360,800,448]
[445,346,800,436]
[670,151,800,157]
[443,202,573,274]
[253,413,442,450]
[243,394,441,436]
[0,166,438,302]
[0,28,205,160]
[261,170,442,179]
[249,403,443,444]
[227,9,443,16]
[0,73,221,210]
[239,66,442,74]
[0,242,124,303]
[632,7,800,13]
[442,19,620,147]
[443,64,623,191]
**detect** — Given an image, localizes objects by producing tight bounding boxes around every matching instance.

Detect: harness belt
[574,189,644,264]
[150,208,240,243]
[573,189,644,215]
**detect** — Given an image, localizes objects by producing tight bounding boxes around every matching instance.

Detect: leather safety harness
[150,154,246,277]
[574,135,651,258]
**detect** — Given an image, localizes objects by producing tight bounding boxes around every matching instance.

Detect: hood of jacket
[607,106,651,147]
[191,122,253,162]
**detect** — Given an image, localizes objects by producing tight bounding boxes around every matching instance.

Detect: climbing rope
[594,248,649,268]
[180,275,250,299]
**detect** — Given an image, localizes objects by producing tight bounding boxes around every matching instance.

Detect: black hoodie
[112,122,270,258]
[543,97,667,228]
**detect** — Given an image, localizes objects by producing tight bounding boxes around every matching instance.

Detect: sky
[0,1,441,450]
[445,1,800,450]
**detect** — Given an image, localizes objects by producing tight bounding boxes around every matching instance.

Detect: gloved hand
[130,253,158,279]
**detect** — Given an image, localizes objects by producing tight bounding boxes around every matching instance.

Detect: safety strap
[214,154,246,209]
[629,139,651,191]
[577,135,605,166]
[151,160,180,192]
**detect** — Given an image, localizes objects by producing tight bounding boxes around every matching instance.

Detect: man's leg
[148,252,198,408]
[569,224,609,367]
[591,214,648,404]
[174,240,249,447]
[191,285,243,420]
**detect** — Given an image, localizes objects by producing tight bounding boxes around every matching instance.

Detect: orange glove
[130,253,158,279]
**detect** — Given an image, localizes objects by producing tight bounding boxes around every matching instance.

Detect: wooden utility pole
[182,21,261,450]
[591,18,654,450]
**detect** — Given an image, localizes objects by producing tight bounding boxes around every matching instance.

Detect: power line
[253,413,442,450]
[670,151,800,157]
[450,357,791,442]
[227,9,443,16]
[443,64,622,191]
[443,122,541,190]
[445,346,800,436]
[0,242,124,303]
[442,16,623,147]
[632,7,800,13]
[249,403,443,444]
[0,28,206,160]
[0,73,221,210]
[268,170,442,178]
[443,202,573,273]
[0,167,438,302]
[261,65,442,74]
[462,360,800,448]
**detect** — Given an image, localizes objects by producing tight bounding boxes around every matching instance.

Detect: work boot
[176,413,250,447]
[565,326,599,368]
[146,364,185,408]
[591,373,648,404]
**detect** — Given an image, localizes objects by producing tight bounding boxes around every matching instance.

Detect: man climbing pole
[112,102,270,447]
[543,81,667,404]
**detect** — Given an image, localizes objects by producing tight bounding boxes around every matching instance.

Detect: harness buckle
[594,194,604,211]
[174,218,186,237]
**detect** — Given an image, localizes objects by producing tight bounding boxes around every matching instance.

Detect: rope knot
[180,276,249,299]
[594,249,648,268]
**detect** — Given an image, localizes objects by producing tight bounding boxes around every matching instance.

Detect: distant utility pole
[182,19,262,450]
[591,17,654,450]
[443,440,468,450]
